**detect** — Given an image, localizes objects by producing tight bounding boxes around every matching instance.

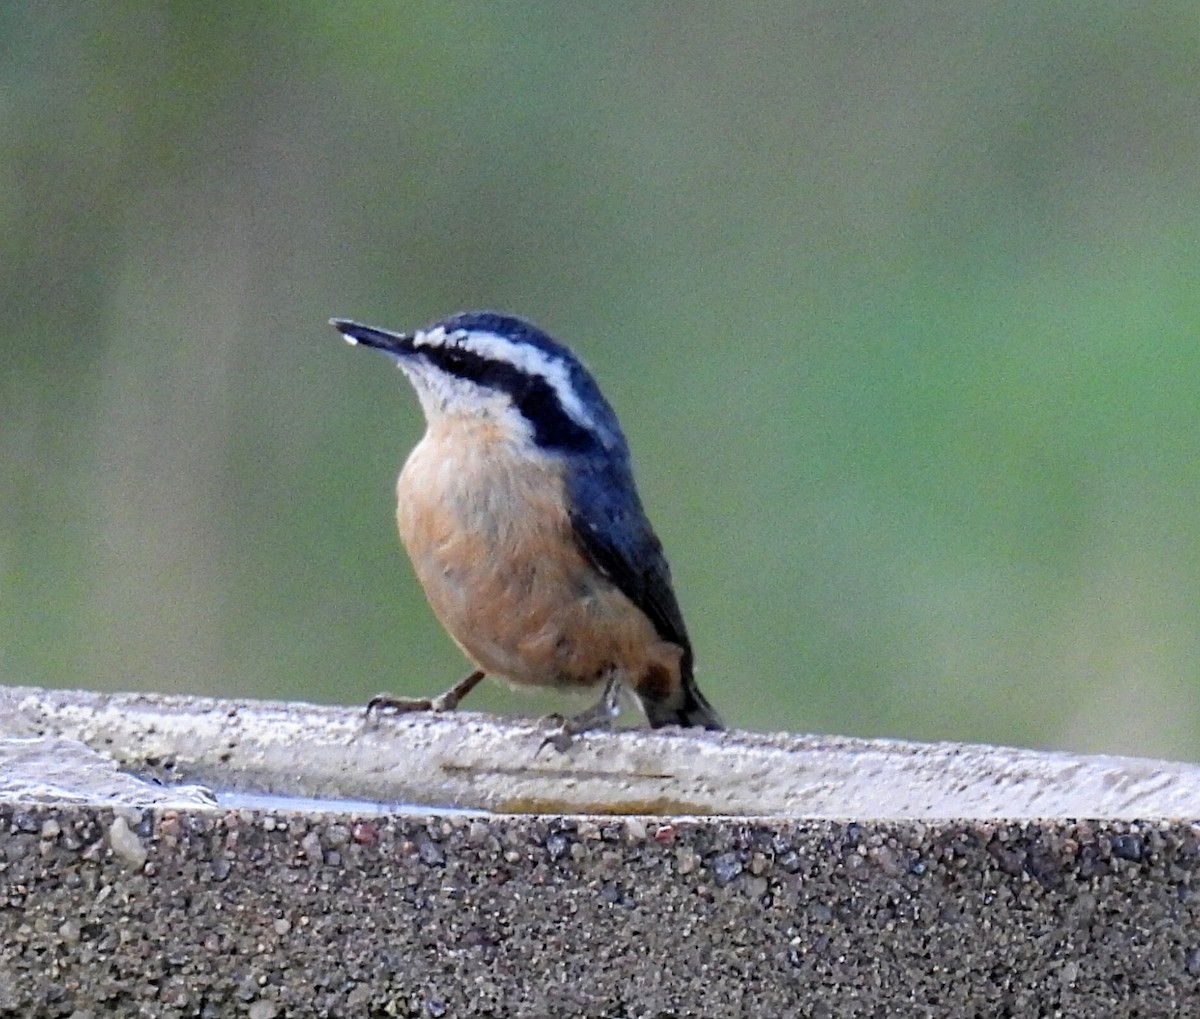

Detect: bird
[330,311,724,736]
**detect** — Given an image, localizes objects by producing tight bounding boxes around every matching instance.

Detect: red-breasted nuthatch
[331,312,724,734]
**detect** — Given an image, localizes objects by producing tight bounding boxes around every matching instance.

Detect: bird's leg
[539,674,623,753]
[366,669,486,717]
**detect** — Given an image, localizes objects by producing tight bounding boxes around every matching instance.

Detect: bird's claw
[536,702,617,755]
[366,694,436,717]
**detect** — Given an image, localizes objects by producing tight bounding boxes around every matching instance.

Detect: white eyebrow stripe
[412,326,597,433]
[412,326,450,348]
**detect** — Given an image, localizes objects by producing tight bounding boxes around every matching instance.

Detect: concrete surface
[5,685,1200,817]
[2,806,1199,1017]
[2,685,1200,1016]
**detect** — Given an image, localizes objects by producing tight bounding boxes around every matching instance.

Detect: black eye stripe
[438,345,470,369]
[422,344,596,453]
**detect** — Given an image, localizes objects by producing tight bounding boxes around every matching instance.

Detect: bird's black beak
[330,319,415,356]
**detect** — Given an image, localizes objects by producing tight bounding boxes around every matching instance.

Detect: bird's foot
[537,677,623,754]
[366,693,441,716]
[365,670,486,719]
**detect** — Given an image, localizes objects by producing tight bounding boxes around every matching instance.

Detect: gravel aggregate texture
[2,805,1199,1017]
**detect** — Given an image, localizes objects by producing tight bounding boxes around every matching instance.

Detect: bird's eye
[438,346,469,372]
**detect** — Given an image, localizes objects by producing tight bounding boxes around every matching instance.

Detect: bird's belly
[396,433,667,690]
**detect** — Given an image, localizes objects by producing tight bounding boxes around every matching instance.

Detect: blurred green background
[4,4,1200,758]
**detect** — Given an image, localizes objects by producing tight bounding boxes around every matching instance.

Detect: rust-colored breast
[395,418,683,695]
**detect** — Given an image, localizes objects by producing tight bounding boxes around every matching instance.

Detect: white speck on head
[414,326,450,348]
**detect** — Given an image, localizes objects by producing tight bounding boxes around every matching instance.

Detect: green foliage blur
[4,4,1200,758]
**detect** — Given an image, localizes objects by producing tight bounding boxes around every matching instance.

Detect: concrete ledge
[2,686,1200,1016]
[4,685,1200,817]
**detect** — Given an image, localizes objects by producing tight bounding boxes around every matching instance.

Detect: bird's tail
[641,670,725,730]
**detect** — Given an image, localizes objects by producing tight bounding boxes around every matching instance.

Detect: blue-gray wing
[565,461,694,676]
